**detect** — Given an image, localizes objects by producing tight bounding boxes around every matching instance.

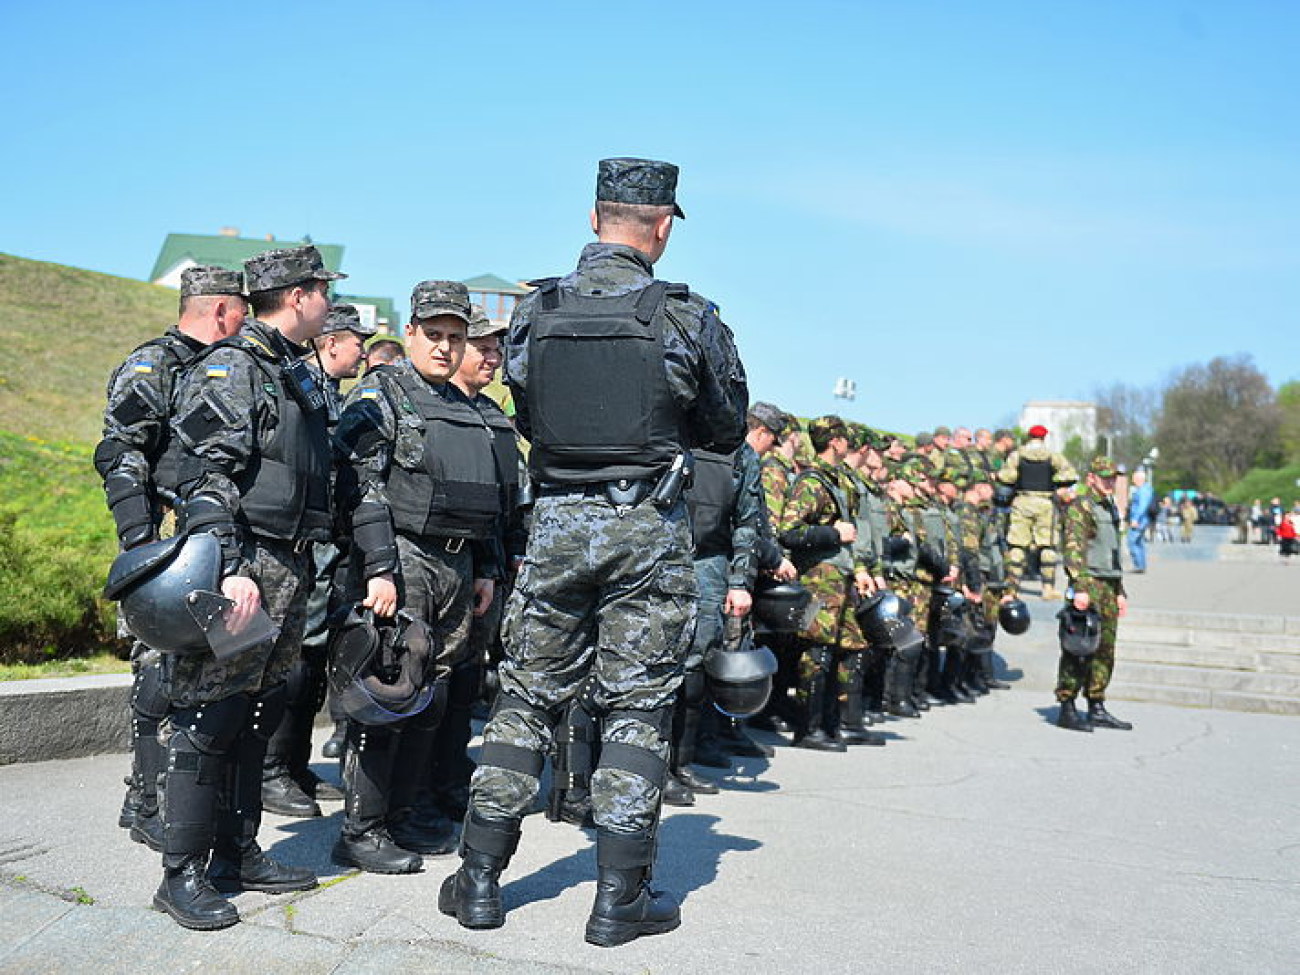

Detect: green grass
[0,653,130,682]
[0,252,178,444]
[1224,463,1300,506]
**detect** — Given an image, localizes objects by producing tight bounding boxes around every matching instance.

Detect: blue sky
[2,0,1297,433]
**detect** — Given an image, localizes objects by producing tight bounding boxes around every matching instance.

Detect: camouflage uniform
[1056,477,1126,703]
[469,242,746,833]
[94,266,245,842]
[997,439,1077,597]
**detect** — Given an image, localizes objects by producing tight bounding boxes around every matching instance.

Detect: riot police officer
[160,245,342,929]
[95,266,248,850]
[332,281,499,872]
[440,157,747,947]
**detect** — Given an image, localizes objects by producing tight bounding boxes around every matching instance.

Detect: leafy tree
[1155,355,1281,493]
[1092,381,1158,469]
[1277,381,1300,465]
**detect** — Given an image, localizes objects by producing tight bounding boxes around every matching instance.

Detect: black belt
[537,478,656,507]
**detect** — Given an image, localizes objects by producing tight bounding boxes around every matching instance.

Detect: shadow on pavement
[659,813,762,904]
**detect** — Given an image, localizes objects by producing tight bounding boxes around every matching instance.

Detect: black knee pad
[170,694,252,755]
[246,683,288,743]
[132,660,171,722]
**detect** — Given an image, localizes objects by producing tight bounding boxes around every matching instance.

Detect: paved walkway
[2,535,1299,973]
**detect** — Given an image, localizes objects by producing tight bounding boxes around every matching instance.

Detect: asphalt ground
[2,537,1299,973]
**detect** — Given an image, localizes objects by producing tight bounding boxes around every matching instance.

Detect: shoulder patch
[359,388,381,401]
[206,363,231,379]
[132,362,154,375]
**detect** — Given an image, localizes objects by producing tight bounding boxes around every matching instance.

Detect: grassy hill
[0,252,177,444]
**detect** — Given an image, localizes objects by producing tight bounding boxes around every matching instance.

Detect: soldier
[997,424,1077,601]
[1054,457,1132,732]
[843,424,891,728]
[429,303,527,824]
[260,304,376,818]
[440,157,747,947]
[777,416,884,749]
[331,281,499,872]
[95,266,248,851]
[962,469,1011,691]
[880,456,941,717]
[363,337,406,373]
[160,245,342,929]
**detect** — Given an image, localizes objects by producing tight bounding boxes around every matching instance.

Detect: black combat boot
[119,772,142,829]
[793,648,847,752]
[154,855,238,931]
[321,719,347,759]
[156,728,236,930]
[837,653,886,746]
[585,828,681,948]
[210,840,318,893]
[1087,699,1133,730]
[662,773,695,807]
[439,812,521,930]
[332,725,422,874]
[1056,698,1093,733]
[261,764,320,818]
[884,653,919,718]
[676,766,719,795]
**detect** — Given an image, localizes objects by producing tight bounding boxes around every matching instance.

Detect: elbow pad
[352,501,398,578]
[884,535,913,562]
[181,493,242,576]
[104,470,154,550]
[917,543,949,578]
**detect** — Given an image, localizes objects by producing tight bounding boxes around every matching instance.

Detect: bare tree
[1155,355,1281,492]
[1092,381,1159,467]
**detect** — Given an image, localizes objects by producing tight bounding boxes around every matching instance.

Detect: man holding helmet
[1054,456,1132,732]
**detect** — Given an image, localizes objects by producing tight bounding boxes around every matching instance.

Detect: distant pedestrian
[1126,470,1153,572]
[1179,497,1198,544]
[1155,497,1173,543]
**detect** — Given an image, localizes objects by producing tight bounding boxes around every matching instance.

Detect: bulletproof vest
[232,342,333,541]
[790,469,854,574]
[1016,457,1055,493]
[134,332,203,496]
[977,506,1004,577]
[1085,495,1123,579]
[688,449,737,556]
[477,394,522,520]
[526,278,686,483]
[883,504,923,579]
[921,505,949,561]
[384,369,503,540]
[852,473,887,567]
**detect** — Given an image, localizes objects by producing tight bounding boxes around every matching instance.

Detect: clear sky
[2,0,1297,433]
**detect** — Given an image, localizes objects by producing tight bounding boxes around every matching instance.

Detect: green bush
[1223,463,1300,507]
[0,432,124,663]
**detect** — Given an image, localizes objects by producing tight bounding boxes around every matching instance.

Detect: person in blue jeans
[1126,470,1154,572]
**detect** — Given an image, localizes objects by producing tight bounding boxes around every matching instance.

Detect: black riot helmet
[705,617,778,719]
[1056,603,1101,657]
[933,586,969,650]
[751,579,815,634]
[998,598,1031,635]
[854,590,924,656]
[327,606,442,726]
[105,531,276,659]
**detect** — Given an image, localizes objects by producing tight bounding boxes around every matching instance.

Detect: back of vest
[1017,457,1055,492]
[527,280,684,483]
[144,334,201,496]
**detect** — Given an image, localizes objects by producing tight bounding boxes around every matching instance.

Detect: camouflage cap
[747,401,788,436]
[808,414,849,442]
[180,265,246,299]
[890,453,931,484]
[597,157,685,218]
[845,422,871,451]
[993,428,1014,441]
[321,303,378,338]
[934,425,952,438]
[244,245,346,293]
[915,431,934,447]
[410,280,472,324]
[467,303,507,339]
[1090,455,1119,478]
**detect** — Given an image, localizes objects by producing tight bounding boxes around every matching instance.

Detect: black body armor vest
[688,449,737,556]
[235,349,333,541]
[526,279,687,483]
[143,333,203,497]
[385,370,503,540]
[1016,457,1055,492]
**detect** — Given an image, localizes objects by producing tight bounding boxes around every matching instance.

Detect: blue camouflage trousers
[469,492,697,833]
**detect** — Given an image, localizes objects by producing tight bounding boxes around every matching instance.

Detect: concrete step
[1120,623,1300,654]
[1107,681,1300,715]
[1124,607,1300,636]
[1118,660,1300,697]
[1121,641,1268,671]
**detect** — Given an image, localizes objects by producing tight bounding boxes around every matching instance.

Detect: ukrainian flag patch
[206,364,231,379]
[359,388,380,400]
[132,363,154,374]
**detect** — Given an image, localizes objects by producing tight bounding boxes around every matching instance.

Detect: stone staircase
[1109,607,1300,715]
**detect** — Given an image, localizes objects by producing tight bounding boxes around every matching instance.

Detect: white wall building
[1019,401,1097,455]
